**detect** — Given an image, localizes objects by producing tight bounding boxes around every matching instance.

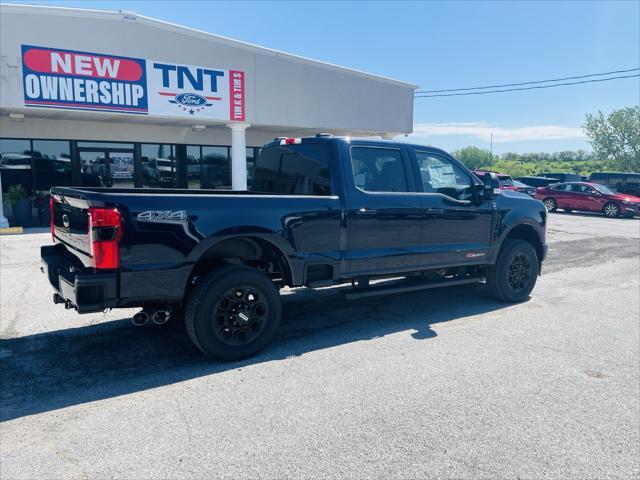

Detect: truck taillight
[50,196,55,243]
[88,207,122,269]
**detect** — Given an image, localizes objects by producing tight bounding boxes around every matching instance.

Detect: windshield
[498,176,514,186]
[592,184,616,195]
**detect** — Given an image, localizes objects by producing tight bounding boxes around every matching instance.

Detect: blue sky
[5,0,640,154]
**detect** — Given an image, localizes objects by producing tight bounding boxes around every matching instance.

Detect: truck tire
[486,239,539,303]
[185,265,282,361]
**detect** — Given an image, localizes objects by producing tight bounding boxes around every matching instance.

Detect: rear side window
[251,144,331,195]
[350,147,408,192]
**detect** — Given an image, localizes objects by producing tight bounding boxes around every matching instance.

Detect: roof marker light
[280,138,302,145]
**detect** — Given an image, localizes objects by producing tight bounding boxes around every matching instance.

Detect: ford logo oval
[62,213,70,228]
[175,93,207,106]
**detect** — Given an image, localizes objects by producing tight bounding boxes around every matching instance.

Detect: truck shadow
[1,284,513,422]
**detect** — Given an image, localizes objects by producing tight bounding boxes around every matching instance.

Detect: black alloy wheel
[185,266,282,361]
[212,285,269,346]
[486,239,539,302]
[507,253,533,293]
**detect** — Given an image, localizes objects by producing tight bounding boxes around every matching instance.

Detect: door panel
[550,186,570,208]
[418,195,493,267]
[346,146,423,275]
[411,150,493,268]
[347,193,424,274]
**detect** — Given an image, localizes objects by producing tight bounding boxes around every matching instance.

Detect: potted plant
[5,184,31,227]
[32,191,51,227]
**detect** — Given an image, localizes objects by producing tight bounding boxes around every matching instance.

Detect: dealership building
[0,3,415,222]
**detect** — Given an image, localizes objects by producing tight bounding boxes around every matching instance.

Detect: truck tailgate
[51,188,93,263]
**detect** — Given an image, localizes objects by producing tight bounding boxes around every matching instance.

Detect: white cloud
[407,122,586,143]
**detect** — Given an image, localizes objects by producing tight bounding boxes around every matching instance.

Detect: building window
[1,138,33,192]
[246,147,258,187]
[141,144,177,188]
[201,146,230,189]
[32,140,72,190]
[186,145,201,189]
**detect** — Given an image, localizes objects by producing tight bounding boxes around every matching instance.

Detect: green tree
[584,106,640,172]
[452,146,493,170]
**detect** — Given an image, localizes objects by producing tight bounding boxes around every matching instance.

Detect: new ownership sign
[21,45,245,121]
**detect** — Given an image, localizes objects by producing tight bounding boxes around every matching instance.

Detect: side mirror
[482,172,500,198]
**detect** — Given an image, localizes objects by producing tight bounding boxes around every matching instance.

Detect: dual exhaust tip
[132,309,171,326]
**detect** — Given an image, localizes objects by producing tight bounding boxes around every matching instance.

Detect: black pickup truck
[42,135,548,360]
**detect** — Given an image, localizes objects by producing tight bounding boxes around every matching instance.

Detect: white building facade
[0,3,415,205]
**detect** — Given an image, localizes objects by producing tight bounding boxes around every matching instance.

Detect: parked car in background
[473,170,517,191]
[515,176,560,188]
[588,172,640,197]
[512,180,535,196]
[535,181,640,218]
[538,172,582,183]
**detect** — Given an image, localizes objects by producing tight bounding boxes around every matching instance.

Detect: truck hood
[496,189,546,212]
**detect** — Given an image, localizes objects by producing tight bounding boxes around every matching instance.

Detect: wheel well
[505,224,543,261]
[187,237,292,293]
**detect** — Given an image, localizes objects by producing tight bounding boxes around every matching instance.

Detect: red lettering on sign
[23,48,143,81]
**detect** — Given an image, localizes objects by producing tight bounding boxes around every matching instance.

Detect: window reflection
[1,138,258,192]
[187,145,201,189]
[0,138,33,192]
[32,140,72,189]
[201,146,230,189]
[141,144,176,188]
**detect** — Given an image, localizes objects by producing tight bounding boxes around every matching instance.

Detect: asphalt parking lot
[1,212,639,479]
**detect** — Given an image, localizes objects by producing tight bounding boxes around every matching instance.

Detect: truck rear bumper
[41,244,118,313]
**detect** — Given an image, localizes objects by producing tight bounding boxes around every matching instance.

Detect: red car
[535,182,640,218]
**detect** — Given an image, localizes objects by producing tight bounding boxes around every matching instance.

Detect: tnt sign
[147,61,245,121]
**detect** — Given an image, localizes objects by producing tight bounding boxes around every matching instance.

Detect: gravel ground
[1,212,639,479]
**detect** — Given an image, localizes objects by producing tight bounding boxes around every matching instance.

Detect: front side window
[414,151,473,200]
[350,147,407,192]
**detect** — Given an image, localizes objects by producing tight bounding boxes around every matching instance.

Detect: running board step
[342,277,484,300]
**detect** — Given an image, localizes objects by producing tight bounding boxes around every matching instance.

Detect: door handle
[426,207,445,215]
[357,208,378,215]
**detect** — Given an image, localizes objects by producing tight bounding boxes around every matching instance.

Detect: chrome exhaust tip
[152,310,171,325]
[132,310,149,326]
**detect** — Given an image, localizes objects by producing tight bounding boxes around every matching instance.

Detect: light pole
[489,132,493,171]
